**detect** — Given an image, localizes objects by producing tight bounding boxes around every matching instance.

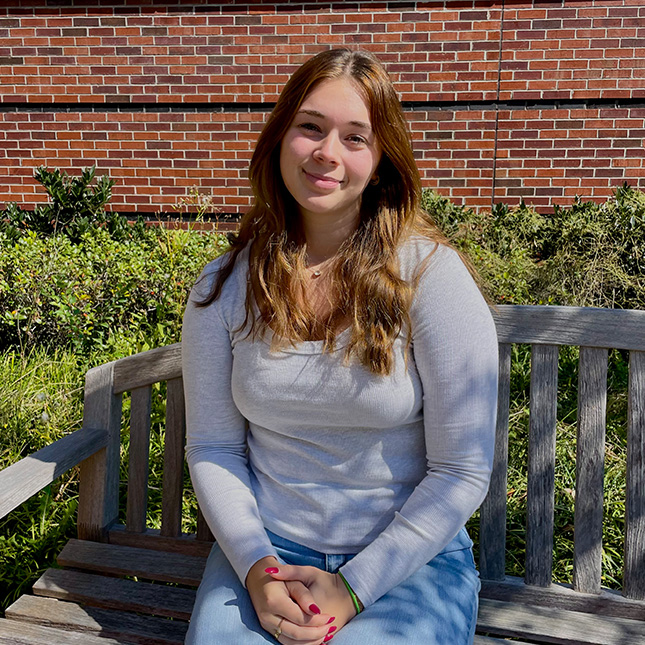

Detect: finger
[266,596,332,642]
[284,581,333,625]
[276,618,334,645]
[259,585,324,630]
[265,564,315,584]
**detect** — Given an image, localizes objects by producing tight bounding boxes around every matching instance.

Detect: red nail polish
[264,567,279,574]
[326,616,336,624]
[309,603,321,614]
[323,634,335,642]
[327,626,337,634]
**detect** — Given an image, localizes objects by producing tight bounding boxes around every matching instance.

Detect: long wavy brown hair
[197,48,458,375]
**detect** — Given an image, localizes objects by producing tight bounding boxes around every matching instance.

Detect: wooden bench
[1,304,644,645]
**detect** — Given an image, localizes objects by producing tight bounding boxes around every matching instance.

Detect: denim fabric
[185,527,480,645]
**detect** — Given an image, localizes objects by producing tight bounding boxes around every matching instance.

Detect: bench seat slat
[526,344,558,587]
[625,350,645,600]
[5,595,187,645]
[33,569,195,620]
[574,347,608,594]
[161,377,186,538]
[108,525,213,558]
[481,576,645,621]
[57,538,205,586]
[0,618,126,645]
[474,637,533,644]
[479,343,511,580]
[478,598,645,645]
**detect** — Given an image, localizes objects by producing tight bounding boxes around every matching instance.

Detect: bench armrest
[0,426,108,520]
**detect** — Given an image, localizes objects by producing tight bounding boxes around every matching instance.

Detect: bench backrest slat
[126,386,152,534]
[113,344,183,395]
[196,507,214,542]
[625,350,645,601]
[526,344,559,587]
[161,377,186,538]
[492,305,645,350]
[573,347,608,594]
[479,343,512,581]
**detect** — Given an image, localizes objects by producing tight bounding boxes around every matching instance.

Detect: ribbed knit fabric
[182,237,498,608]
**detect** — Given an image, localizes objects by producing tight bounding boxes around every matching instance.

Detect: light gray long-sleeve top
[182,236,498,608]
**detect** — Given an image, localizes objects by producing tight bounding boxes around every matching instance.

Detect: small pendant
[311,270,322,278]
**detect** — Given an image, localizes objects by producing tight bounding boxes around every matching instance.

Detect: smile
[303,169,343,188]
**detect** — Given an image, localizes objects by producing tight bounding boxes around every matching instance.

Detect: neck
[301,208,360,263]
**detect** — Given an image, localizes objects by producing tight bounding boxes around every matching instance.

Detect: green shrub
[0,222,228,356]
[0,166,145,243]
[423,184,645,309]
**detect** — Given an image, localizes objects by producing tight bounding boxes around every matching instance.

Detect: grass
[0,348,85,611]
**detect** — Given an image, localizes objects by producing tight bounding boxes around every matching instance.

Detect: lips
[303,169,343,188]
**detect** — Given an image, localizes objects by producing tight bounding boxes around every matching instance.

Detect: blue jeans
[185,527,480,644]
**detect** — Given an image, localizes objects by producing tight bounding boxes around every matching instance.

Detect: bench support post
[77,362,123,541]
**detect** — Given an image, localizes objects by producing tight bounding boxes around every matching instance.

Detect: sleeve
[182,259,278,586]
[338,244,498,607]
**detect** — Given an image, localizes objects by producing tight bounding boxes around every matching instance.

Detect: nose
[314,132,341,165]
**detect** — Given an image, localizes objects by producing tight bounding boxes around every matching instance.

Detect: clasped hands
[246,555,357,645]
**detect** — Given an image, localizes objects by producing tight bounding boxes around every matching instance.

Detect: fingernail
[323,634,335,642]
[327,626,337,634]
[326,616,335,624]
[264,567,279,574]
[309,603,321,614]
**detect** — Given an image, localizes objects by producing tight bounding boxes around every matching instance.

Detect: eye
[298,122,321,133]
[347,135,367,145]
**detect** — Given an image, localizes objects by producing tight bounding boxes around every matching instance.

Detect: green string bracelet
[338,571,363,615]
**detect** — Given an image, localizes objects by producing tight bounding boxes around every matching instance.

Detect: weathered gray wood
[33,569,195,620]
[126,386,152,533]
[625,350,645,600]
[480,343,512,580]
[6,595,188,645]
[113,343,182,395]
[0,426,106,520]
[0,618,125,644]
[196,506,215,542]
[108,525,213,558]
[526,344,558,587]
[473,637,532,645]
[477,597,645,645]
[57,538,205,586]
[481,575,645,621]
[573,347,608,595]
[492,305,645,350]
[161,377,186,538]
[77,362,123,541]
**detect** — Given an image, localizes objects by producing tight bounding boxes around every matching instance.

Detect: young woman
[182,48,498,645]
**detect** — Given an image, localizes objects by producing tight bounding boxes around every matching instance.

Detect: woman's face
[279,77,382,227]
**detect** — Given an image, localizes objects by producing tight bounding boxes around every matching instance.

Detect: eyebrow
[297,109,372,132]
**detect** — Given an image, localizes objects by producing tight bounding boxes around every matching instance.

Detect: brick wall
[1,0,644,217]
